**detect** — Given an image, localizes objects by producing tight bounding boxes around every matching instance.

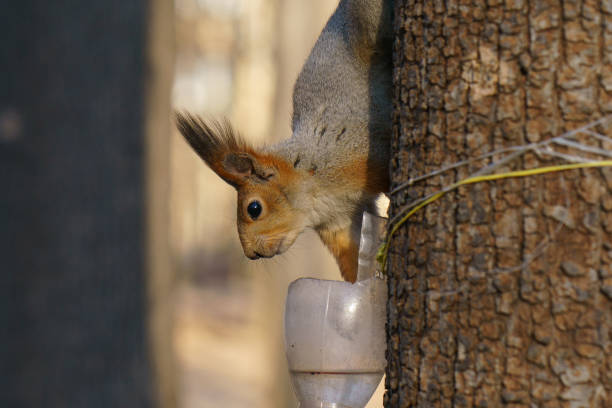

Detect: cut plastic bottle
[284,212,387,408]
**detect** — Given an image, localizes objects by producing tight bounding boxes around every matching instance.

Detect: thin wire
[379,160,612,271]
[553,138,612,157]
[534,147,595,163]
[389,115,612,196]
[581,129,612,144]
[389,146,527,195]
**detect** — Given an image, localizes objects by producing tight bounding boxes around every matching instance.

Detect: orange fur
[176,113,387,283]
[176,0,392,283]
[335,157,389,195]
[317,226,360,283]
[252,152,299,184]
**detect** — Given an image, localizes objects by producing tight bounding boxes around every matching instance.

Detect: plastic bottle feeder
[284,213,387,408]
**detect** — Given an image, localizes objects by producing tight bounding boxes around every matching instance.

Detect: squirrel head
[175,112,308,260]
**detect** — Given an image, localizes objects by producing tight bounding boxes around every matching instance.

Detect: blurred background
[0,0,383,407]
[171,1,384,407]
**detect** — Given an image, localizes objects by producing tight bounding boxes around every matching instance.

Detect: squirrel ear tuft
[175,111,279,187]
[175,111,249,187]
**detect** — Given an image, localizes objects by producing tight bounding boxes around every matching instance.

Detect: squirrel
[176,0,393,283]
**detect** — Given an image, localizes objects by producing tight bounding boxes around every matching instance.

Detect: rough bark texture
[386,0,612,407]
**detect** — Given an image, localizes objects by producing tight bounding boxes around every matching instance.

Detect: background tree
[386,0,612,406]
[0,1,175,406]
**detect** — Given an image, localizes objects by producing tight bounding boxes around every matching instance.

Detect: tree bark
[0,1,174,406]
[386,0,612,407]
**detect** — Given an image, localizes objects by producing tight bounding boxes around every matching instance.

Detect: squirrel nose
[255,251,271,258]
[247,252,261,260]
[247,250,272,260]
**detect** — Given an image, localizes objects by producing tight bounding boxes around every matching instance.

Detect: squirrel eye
[247,200,262,220]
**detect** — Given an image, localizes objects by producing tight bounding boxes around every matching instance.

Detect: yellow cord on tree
[378,160,612,272]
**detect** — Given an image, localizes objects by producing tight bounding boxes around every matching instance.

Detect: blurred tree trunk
[0,1,175,407]
[386,1,612,407]
[146,0,176,407]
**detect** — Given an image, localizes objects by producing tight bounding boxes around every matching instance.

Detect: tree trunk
[0,1,174,407]
[386,0,612,407]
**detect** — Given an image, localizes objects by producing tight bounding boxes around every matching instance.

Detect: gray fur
[267,0,393,177]
[175,0,394,281]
